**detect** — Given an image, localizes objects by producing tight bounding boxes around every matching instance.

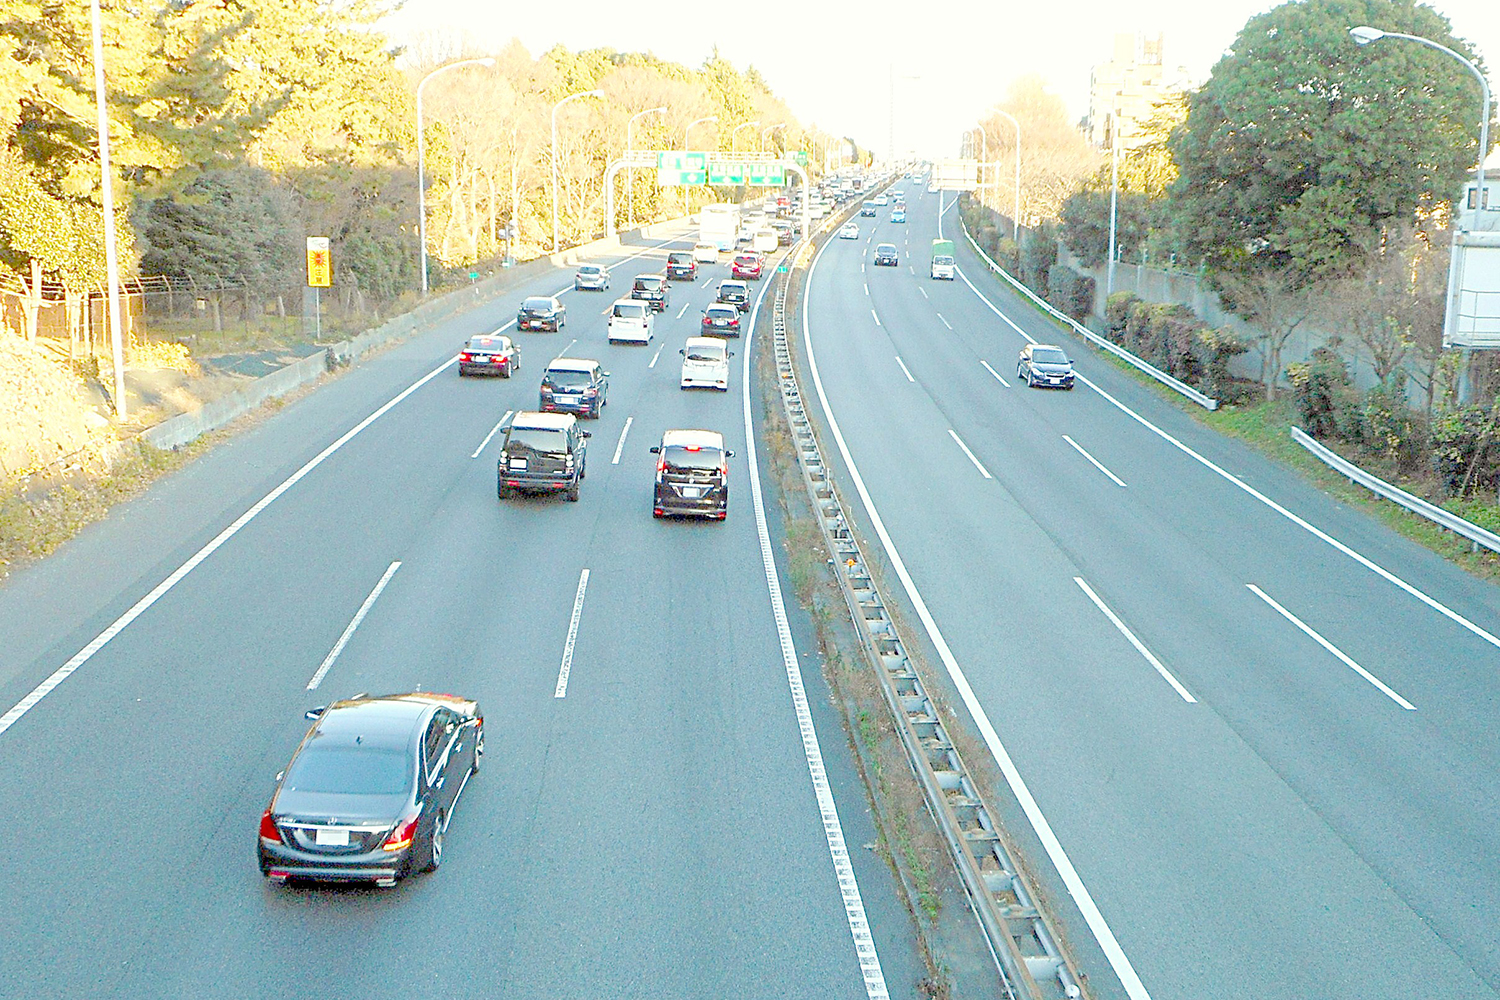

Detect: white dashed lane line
[979,360,1011,388]
[947,428,992,479]
[1063,434,1127,488]
[307,562,402,691]
[895,357,915,383]
[470,410,514,459]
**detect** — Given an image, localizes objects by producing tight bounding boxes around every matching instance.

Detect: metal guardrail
[1290,426,1500,555]
[957,220,1219,411]
[771,193,1083,1000]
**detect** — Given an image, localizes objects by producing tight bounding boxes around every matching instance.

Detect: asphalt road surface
[0,226,930,998]
[804,185,1500,999]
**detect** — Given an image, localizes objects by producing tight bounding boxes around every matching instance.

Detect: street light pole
[1106,102,1121,297]
[683,115,718,217]
[552,89,606,253]
[417,57,495,295]
[88,0,125,420]
[992,108,1023,238]
[625,106,666,231]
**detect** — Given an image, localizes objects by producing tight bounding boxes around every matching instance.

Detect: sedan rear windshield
[544,369,591,387]
[705,308,737,320]
[613,303,647,319]
[506,427,569,454]
[522,297,554,311]
[877,245,897,253]
[466,337,504,350]
[1031,349,1069,364]
[663,445,724,471]
[285,744,412,796]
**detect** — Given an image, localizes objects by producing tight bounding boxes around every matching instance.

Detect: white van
[607,298,654,344]
[752,228,778,253]
[679,337,732,391]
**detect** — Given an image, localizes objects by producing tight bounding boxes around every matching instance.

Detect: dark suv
[517,295,565,331]
[539,358,609,418]
[1017,344,1075,389]
[650,429,733,520]
[631,274,670,312]
[666,252,697,281]
[873,244,900,266]
[701,304,742,337]
[716,279,750,312]
[498,412,590,501]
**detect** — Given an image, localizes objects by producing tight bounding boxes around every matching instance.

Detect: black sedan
[258,693,483,887]
[873,243,900,266]
[458,334,520,377]
[1018,344,1076,389]
[517,295,566,332]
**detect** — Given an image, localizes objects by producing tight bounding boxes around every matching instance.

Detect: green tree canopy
[1169,0,1493,286]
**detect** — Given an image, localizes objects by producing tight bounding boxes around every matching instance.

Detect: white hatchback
[607,299,654,344]
[680,337,732,391]
[692,242,719,264]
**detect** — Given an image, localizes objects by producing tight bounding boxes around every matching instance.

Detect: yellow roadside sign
[306,236,332,288]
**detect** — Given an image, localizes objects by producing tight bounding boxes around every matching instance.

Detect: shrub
[1430,403,1500,495]
[1285,348,1349,439]
[995,237,1020,275]
[1104,292,1139,344]
[1194,326,1248,398]
[1124,300,1153,357]
[1019,229,1057,290]
[1363,380,1420,467]
[1046,263,1095,321]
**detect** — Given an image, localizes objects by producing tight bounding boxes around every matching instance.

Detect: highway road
[802,185,1500,998]
[0,226,930,997]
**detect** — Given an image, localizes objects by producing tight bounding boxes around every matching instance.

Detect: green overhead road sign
[656,151,707,187]
[707,162,786,186]
[794,151,809,166]
[655,151,789,187]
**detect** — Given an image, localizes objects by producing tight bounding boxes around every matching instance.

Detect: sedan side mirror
[726,450,736,458]
[679,349,686,355]
[580,430,592,439]
[304,707,325,721]
[649,446,660,454]
[602,372,610,378]
[728,352,736,358]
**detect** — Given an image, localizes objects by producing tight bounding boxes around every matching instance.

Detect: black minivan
[650,429,733,520]
[498,412,590,501]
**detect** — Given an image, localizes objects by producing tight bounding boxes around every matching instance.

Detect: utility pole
[89,0,126,420]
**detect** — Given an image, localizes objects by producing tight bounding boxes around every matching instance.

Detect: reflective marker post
[307,236,331,341]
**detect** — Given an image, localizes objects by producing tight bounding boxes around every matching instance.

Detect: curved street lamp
[732,121,760,152]
[552,89,606,253]
[626,106,667,230]
[683,115,718,216]
[417,57,496,295]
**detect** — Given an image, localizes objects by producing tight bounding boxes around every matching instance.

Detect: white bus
[699,203,740,253]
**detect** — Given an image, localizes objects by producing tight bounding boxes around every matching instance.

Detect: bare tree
[1219,266,1323,400]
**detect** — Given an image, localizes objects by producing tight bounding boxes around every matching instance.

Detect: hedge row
[1104,291,1247,399]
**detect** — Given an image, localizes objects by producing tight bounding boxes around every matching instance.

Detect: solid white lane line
[1246,584,1416,710]
[979,359,1011,387]
[918,287,928,299]
[676,302,690,319]
[553,568,590,698]
[741,280,891,1000]
[802,234,1153,1000]
[937,313,952,330]
[895,357,916,382]
[611,416,634,464]
[1064,434,1127,487]
[1074,578,1195,703]
[491,320,517,334]
[649,345,664,368]
[470,410,514,459]
[948,429,993,479]
[1073,372,1500,651]
[955,258,1500,652]
[871,309,881,327]
[307,562,401,690]
[0,354,456,741]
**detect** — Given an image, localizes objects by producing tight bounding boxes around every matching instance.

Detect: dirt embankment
[0,335,114,481]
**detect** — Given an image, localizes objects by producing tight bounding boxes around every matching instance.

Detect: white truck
[930,239,956,280]
[699,203,740,253]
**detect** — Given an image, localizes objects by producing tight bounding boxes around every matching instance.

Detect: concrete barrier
[138,219,690,452]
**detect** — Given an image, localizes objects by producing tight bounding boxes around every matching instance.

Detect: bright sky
[382,0,1498,160]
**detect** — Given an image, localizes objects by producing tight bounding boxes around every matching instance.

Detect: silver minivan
[680,337,732,391]
[607,298,654,344]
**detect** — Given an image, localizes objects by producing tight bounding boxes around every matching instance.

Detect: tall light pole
[1349,26,1490,220]
[1106,102,1121,297]
[683,115,718,217]
[992,109,1023,238]
[626,106,666,230]
[762,123,786,152]
[88,0,125,419]
[417,57,495,295]
[552,89,606,253]
[732,121,760,151]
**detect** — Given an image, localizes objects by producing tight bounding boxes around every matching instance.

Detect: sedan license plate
[315,827,350,847]
[509,458,528,471]
[471,354,490,362]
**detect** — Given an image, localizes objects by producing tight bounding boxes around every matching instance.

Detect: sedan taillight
[459,353,471,362]
[259,809,282,844]
[382,814,419,852]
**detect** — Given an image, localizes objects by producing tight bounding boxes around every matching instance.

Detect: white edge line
[611,416,634,465]
[470,410,514,459]
[895,356,916,383]
[953,244,1499,652]
[947,428,993,479]
[0,354,457,739]
[743,269,890,999]
[979,359,1011,388]
[802,232,1153,1000]
[307,562,402,690]
[1073,577,1195,703]
[1246,584,1416,710]
[1063,434,1127,488]
[553,568,590,699]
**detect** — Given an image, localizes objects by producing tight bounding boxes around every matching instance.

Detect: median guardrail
[1290,426,1500,555]
[957,220,1219,411]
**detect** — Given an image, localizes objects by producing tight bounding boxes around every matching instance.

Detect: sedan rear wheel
[421,817,444,873]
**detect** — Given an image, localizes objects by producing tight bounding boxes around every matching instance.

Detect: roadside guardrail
[1290,426,1500,555]
[958,220,1219,411]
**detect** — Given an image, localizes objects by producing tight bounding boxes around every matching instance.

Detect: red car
[458,334,520,377]
[731,253,763,280]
